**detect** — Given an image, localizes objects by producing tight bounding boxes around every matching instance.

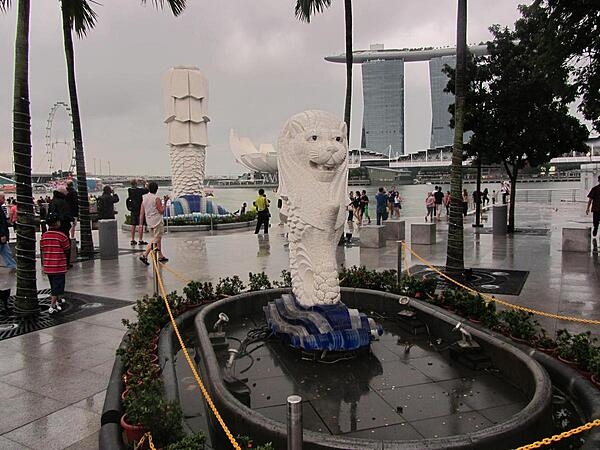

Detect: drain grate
[0,289,130,341]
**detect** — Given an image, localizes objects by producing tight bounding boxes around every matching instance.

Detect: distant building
[429,55,456,148]
[361,58,405,155]
[326,44,488,154]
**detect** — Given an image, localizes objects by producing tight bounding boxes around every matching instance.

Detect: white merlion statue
[162,66,209,198]
[277,110,348,307]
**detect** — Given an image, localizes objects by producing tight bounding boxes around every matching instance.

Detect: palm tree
[2,0,39,315]
[60,0,186,259]
[295,0,353,140]
[445,0,467,275]
[60,0,98,259]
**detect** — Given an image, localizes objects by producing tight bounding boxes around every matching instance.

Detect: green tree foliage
[520,0,600,132]
[445,19,588,232]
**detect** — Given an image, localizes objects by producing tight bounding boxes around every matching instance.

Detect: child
[40,212,70,314]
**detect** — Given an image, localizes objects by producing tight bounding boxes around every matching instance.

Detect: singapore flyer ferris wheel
[45,101,77,175]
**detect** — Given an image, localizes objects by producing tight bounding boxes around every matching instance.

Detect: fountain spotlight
[225,348,239,369]
[213,312,230,332]
[452,322,480,349]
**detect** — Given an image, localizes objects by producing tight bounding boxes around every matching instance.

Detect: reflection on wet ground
[189,313,528,441]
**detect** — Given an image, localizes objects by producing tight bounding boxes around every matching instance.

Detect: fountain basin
[194,288,553,449]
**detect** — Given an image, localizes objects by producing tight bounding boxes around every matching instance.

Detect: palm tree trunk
[61,6,93,258]
[343,0,352,141]
[445,0,467,275]
[12,0,39,315]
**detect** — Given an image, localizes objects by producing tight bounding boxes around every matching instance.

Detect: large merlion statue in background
[264,110,381,356]
[162,66,209,198]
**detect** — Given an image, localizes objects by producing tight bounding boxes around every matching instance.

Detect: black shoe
[139,256,150,266]
[158,257,169,263]
[138,240,148,245]
[130,240,137,246]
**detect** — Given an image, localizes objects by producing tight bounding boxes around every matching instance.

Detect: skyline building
[326,44,487,154]
[429,55,456,148]
[361,59,405,155]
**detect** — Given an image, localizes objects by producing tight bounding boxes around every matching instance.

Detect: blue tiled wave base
[264,294,383,352]
[167,194,230,218]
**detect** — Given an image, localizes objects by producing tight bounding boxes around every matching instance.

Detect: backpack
[126,197,133,212]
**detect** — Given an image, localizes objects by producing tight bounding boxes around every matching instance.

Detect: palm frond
[0,0,12,13]
[61,0,100,38]
[295,0,332,23]
[141,0,186,17]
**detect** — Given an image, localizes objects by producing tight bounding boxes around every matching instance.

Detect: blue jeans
[0,243,16,269]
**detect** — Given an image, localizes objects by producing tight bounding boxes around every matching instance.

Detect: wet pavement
[0,201,598,448]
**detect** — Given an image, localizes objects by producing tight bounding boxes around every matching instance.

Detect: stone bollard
[70,238,78,263]
[411,223,436,245]
[98,219,119,260]
[492,205,508,236]
[383,219,405,241]
[562,227,592,252]
[360,225,386,248]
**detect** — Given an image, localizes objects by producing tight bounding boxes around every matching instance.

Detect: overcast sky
[0,0,528,176]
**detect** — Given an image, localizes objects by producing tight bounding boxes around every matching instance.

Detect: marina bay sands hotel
[325,44,487,155]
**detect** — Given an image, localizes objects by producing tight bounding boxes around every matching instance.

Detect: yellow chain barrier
[399,241,600,326]
[134,432,157,450]
[150,251,242,450]
[516,418,600,449]
[158,261,193,284]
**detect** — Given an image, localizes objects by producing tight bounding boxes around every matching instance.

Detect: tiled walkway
[0,201,598,449]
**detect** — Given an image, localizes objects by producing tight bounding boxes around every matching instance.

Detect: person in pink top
[425,192,436,222]
[9,200,17,225]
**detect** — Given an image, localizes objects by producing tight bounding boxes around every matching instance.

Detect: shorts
[150,222,165,239]
[130,210,142,226]
[48,273,66,296]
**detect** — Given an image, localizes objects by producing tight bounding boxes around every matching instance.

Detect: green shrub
[273,270,292,288]
[216,276,245,297]
[248,272,272,291]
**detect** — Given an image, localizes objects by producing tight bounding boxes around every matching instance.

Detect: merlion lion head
[278,110,348,183]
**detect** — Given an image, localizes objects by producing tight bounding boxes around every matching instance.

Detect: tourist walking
[253,188,270,234]
[375,187,388,226]
[434,186,444,218]
[482,188,490,206]
[127,179,149,246]
[501,181,510,204]
[443,190,451,217]
[139,181,168,265]
[492,190,498,205]
[50,186,74,238]
[8,199,17,226]
[586,175,600,238]
[353,191,362,225]
[97,185,120,220]
[425,192,436,222]
[360,190,371,224]
[462,189,469,217]
[393,191,402,218]
[347,192,355,224]
[0,194,16,273]
[66,180,79,239]
[40,212,70,314]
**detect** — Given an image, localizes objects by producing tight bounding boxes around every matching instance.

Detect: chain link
[150,252,242,450]
[516,418,600,449]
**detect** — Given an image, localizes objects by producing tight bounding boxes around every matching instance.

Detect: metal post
[287,395,302,450]
[397,241,403,283]
[152,244,160,296]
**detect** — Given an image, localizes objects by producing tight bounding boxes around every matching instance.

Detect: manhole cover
[491,272,509,276]
[0,324,19,332]
[480,284,500,290]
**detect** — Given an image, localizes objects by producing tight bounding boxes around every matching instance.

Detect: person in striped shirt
[40,212,71,314]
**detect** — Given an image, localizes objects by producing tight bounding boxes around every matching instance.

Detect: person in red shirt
[40,212,70,314]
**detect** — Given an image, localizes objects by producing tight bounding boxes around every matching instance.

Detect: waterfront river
[105,180,581,227]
